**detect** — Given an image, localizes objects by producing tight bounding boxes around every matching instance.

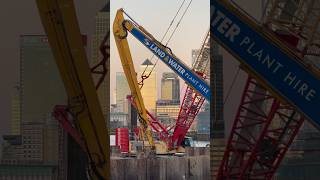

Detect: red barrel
[115,128,129,153]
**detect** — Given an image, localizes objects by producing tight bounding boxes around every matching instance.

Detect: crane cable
[138,0,193,88]
[223,67,241,105]
[210,66,241,130]
[138,0,187,87]
[165,0,193,46]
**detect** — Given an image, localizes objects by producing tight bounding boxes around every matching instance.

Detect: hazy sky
[110,0,210,103]
[0,0,264,137]
[108,0,264,134]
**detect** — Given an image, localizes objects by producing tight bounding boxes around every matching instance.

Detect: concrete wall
[111,155,210,180]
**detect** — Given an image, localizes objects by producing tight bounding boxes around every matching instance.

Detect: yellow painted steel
[36,0,109,179]
[113,9,155,148]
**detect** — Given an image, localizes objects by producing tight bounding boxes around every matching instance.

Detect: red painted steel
[91,32,110,89]
[128,83,206,150]
[127,95,170,144]
[127,32,209,150]
[52,32,110,151]
[217,21,307,179]
[116,128,129,153]
[52,105,85,151]
[217,77,279,179]
[240,104,304,179]
[217,76,305,179]
[170,84,206,149]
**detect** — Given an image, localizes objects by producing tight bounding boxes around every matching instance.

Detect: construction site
[20,0,320,180]
[109,1,211,179]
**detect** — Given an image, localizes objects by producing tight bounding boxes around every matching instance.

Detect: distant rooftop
[162,72,178,78]
[141,59,153,66]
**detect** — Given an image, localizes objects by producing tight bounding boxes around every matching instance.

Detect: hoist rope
[138,0,193,88]
[223,67,241,105]
[165,0,193,46]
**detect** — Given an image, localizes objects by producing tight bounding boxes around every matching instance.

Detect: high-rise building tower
[155,99,180,126]
[211,43,224,139]
[211,41,225,178]
[116,72,130,113]
[139,59,157,113]
[20,35,67,163]
[91,3,110,120]
[11,84,21,135]
[20,35,66,125]
[161,72,180,101]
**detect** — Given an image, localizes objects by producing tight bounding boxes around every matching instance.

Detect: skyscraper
[91,3,110,120]
[20,35,66,125]
[197,102,210,134]
[116,72,130,113]
[161,72,180,101]
[155,99,180,126]
[139,59,157,113]
[211,40,225,178]
[11,84,21,135]
[20,35,67,163]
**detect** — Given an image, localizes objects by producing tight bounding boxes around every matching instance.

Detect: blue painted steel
[129,27,210,101]
[211,1,320,126]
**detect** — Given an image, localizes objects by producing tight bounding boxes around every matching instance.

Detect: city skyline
[110,0,210,104]
[161,72,180,101]
[2,6,109,174]
[0,0,106,135]
[115,72,130,113]
[2,1,318,179]
[139,59,157,113]
[92,3,110,121]
[1,35,67,179]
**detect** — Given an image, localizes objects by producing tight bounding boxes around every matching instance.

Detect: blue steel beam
[211,0,320,128]
[125,22,211,101]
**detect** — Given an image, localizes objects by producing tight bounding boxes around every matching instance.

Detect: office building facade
[11,85,21,135]
[156,100,180,125]
[139,59,157,113]
[161,72,180,101]
[91,3,110,120]
[20,35,66,164]
[116,72,130,113]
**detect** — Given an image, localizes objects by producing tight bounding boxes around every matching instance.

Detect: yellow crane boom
[36,0,109,179]
[113,9,155,148]
[113,8,210,150]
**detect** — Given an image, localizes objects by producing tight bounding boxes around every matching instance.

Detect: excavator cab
[181,136,194,148]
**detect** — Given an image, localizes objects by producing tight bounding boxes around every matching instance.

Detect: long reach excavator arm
[36,0,109,179]
[113,9,210,148]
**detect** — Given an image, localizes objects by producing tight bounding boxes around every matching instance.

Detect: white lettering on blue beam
[211,1,320,124]
[130,28,210,100]
[150,44,166,58]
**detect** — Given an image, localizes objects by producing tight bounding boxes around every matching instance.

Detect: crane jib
[129,27,211,101]
[211,1,320,126]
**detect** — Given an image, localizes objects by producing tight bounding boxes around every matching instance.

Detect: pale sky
[110,0,210,104]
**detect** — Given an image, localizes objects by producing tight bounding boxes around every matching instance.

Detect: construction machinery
[113,8,210,152]
[211,1,320,179]
[36,0,110,179]
[36,0,208,178]
[34,0,320,179]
